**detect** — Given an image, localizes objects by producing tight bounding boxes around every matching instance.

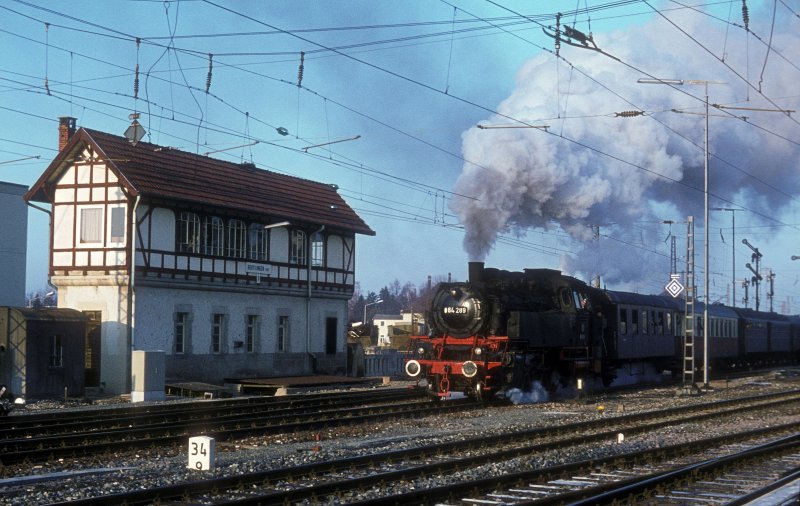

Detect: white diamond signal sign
[665,274,684,298]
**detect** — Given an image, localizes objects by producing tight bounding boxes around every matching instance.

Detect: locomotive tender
[404,262,800,400]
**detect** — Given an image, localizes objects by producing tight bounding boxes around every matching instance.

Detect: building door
[83,311,102,387]
[325,317,338,354]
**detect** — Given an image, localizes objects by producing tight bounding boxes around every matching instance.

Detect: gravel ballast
[2,372,799,505]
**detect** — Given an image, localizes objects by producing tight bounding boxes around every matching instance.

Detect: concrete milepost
[188,436,216,471]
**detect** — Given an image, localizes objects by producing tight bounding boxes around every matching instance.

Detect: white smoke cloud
[451,7,800,286]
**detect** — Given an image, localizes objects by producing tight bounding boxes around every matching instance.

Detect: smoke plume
[451,7,800,287]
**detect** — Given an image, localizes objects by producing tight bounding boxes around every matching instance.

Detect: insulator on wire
[297,51,305,88]
[741,0,749,31]
[206,54,213,93]
[555,13,561,56]
[614,110,645,117]
[134,38,141,99]
[134,63,139,98]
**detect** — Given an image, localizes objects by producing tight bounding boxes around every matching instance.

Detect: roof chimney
[58,117,77,151]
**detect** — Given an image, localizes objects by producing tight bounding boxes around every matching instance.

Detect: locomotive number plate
[443,306,468,314]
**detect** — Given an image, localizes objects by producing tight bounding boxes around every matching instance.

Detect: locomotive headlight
[417,347,425,356]
[405,360,422,378]
[462,360,478,378]
[473,347,483,356]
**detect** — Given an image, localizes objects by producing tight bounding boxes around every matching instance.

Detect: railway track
[49,388,800,505]
[0,388,476,466]
[553,433,800,505]
[0,388,422,438]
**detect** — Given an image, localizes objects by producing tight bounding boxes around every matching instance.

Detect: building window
[227,219,247,258]
[49,335,63,367]
[246,315,259,353]
[80,207,103,243]
[212,313,225,353]
[110,207,125,243]
[290,230,307,265]
[277,315,289,352]
[204,216,225,256]
[311,232,324,267]
[175,312,189,354]
[248,223,268,261]
[178,212,201,253]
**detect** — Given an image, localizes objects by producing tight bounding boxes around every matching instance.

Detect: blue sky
[1,1,799,313]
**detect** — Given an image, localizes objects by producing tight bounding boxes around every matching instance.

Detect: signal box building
[25,118,374,394]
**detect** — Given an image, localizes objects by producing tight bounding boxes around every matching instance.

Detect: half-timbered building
[25,117,374,394]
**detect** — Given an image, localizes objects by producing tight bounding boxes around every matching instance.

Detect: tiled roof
[26,128,374,236]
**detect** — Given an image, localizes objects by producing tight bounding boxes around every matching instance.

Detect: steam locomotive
[404,262,800,400]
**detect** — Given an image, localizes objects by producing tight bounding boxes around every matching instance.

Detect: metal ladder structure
[683,216,698,393]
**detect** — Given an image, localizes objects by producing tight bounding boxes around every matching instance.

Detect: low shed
[0,307,87,399]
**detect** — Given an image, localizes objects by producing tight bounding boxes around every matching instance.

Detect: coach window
[665,313,673,334]
[619,308,627,334]
[631,309,639,335]
[641,310,648,335]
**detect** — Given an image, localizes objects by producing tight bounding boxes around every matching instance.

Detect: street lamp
[792,256,800,261]
[363,299,383,326]
[638,77,724,390]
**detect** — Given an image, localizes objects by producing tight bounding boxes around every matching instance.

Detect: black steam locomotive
[404,262,800,400]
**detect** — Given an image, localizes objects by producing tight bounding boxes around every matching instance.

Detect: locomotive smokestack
[468,262,484,284]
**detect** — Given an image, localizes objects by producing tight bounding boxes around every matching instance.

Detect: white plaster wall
[328,235,344,269]
[52,203,74,255]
